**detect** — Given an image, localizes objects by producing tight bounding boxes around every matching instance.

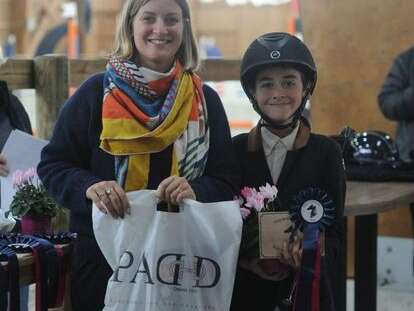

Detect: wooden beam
[34,55,68,139]
[1,57,241,91]
[0,58,34,90]
[69,58,106,87]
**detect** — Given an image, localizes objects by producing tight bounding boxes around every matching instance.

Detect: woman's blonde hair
[111,0,199,71]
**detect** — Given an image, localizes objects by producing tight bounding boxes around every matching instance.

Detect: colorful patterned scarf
[100,57,209,191]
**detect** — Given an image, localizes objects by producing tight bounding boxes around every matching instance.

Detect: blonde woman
[38,0,238,309]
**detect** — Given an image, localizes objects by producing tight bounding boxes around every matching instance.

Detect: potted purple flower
[6,167,61,234]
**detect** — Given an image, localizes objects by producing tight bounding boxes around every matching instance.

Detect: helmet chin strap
[253,97,307,131]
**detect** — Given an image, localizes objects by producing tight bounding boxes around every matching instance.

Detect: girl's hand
[239,257,290,281]
[86,180,130,218]
[280,235,303,270]
[0,154,9,177]
[156,176,196,207]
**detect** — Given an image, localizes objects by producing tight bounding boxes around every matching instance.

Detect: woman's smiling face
[133,0,184,72]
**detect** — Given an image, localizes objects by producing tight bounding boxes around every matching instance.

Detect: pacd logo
[111,251,221,289]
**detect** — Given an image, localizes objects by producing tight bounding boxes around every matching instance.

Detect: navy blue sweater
[38,73,239,236]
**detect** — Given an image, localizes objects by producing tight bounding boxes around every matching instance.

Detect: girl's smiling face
[252,66,305,124]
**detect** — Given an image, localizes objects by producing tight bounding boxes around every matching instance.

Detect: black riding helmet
[349,131,400,166]
[240,32,317,130]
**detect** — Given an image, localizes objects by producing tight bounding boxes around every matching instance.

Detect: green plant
[6,168,60,218]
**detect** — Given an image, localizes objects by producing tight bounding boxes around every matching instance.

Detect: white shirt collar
[261,123,300,156]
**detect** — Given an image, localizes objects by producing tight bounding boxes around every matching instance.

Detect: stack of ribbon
[0,232,76,311]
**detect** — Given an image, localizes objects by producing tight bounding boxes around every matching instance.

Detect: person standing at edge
[37,0,239,310]
[378,45,414,163]
[378,45,414,281]
[230,32,345,311]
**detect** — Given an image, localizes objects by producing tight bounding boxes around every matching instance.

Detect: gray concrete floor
[346,280,414,311]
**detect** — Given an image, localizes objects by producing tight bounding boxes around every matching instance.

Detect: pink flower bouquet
[235,183,280,256]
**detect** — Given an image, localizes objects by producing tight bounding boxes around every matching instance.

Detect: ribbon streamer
[289,188,335,311]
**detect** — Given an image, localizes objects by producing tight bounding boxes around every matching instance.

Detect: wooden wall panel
[301,0,414,136]
[193,1,291,58]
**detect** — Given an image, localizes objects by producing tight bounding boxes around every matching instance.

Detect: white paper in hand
[1,129,48,183]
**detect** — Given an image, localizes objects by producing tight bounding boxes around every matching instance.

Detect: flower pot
[21,214,52,235]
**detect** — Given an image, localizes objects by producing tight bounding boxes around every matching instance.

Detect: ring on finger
[97,192,105,198]
[105,187,113,195]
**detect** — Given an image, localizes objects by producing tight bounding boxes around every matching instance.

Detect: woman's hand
[86,180,130,218]
[156,176,196,207]
[280,235,303,270]
[0,154,9,177]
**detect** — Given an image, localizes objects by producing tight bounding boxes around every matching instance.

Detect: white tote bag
[93,190,242,311]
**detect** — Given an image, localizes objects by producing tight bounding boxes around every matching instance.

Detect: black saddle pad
[346,163,414,181]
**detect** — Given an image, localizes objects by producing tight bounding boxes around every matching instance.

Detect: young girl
[230,32,345,311]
